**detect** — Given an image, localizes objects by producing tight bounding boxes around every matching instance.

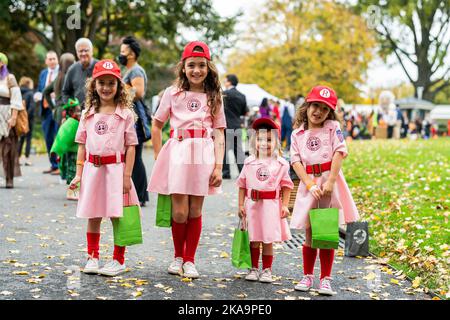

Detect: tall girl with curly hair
[147,41,226,278]
[69,59,140,277]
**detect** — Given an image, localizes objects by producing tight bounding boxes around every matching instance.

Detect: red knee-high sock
[171,220,187,258]
[86,232,100,259]
[250,246,260,269]
[262,255,274,270]
[184,216,202,263]
[302,245,318,275]
[113,245,126,265]
[319,249,335,279]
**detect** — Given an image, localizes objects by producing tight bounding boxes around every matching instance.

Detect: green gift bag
[309,203,339,249]
[156,194,172,227]
[112,194,143,246]
[231,219,252,269]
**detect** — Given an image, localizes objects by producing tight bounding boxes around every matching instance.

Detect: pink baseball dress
[237,155,294,243]
[290,120,359,229]
[75,106,140,218]
[147,86,227,196]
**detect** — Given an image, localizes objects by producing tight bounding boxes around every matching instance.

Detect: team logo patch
[319,88,331,98]
[336,129,344,142]
[103,61,114,69]
[256,167,270,182]
[306,136,321,151]
[95,121,108,135]
[187,99,201,112]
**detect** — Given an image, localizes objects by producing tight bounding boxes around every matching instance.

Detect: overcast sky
[212,0,412,96]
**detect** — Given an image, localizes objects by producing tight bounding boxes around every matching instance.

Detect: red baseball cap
[181,41,211,61]
[92,59,122,80]
[306,85,337,110]
[252,117,280,136]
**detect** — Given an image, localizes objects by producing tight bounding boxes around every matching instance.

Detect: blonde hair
[248,128,281,158]
[83,77,135,120]
[293,102,340,130]
[174,46,222,118]
[19,76,34,89]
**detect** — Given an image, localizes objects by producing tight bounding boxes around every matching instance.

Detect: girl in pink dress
[147,41,226,278]
[290,85,359,296]
[237,118,293,283]
[69,59,140,277]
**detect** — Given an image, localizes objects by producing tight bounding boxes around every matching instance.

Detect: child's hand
[309,184,322,200]
[238,205,246,219]
[209,168,222,187]
[281,205,290,219]
[321,180,335,197]
[123,175,132,194]
[69,175,81,190]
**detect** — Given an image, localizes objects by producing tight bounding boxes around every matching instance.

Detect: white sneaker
[295,274,314,292]
[318,277,336,296]
[167,257,184,275]
[182,261,199,279]
[258,268,274,283]
[98,260,126,277]
[245,268,259,281]
[82,258,99,274]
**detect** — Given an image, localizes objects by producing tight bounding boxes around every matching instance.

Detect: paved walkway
[0,150,432,300]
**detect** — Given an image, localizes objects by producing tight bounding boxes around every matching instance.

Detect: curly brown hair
[83,77,135,120]
[174,48,222,118]
[293,102,341,130]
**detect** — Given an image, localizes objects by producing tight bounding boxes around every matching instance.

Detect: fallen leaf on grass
[13,271,29,276]
[0,291,13,296]
[219,252,229,258]
[236,293,247,298]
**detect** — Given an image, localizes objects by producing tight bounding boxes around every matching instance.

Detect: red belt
[305,161,332,177]
[88,154,125,167]
[246,189,279,201]
[170,128,207,141]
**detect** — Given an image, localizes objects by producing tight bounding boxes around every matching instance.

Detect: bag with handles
[309,199,339,249]
[231,218,252,269]
[156,194,172,227]
[112,194,143,246]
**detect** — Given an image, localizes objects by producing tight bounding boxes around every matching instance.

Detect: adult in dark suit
[36,51,59,174]
[222,74,248,179]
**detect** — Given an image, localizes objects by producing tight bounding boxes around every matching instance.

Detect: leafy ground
[344,138,450,298]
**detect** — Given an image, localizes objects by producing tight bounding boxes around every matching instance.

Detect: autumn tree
[227,0,376,103]
[354,0,450,102]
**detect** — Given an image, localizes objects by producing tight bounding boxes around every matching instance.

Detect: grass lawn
[344,138,449,298]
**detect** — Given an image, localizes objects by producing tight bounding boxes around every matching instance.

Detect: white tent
[235,83,284,108]
[430,105,450,121]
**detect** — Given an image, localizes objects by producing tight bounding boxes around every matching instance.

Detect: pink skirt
[77,162,140,219]
[245,198,291,243]
[290,170,359,230]
[147,138,222,196]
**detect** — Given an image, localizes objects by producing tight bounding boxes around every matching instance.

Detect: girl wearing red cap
[147,41,226,278]
[290,85,359,295]
[236,118,293,283]
[69,59,140,277]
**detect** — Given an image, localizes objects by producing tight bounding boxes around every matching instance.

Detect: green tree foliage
[227,0,376,103]
[1,0,238,96]
[354,0,450,102]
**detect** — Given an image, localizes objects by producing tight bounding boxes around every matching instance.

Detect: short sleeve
[75,115,87,144]
[236,165,247,189]
[8,75,23,110]
[331,121,348,158]
[125,112,139,146]
[212,99,227,129]
[290,132,302,164]
[280,164,294,189]
[153,87,172,123]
